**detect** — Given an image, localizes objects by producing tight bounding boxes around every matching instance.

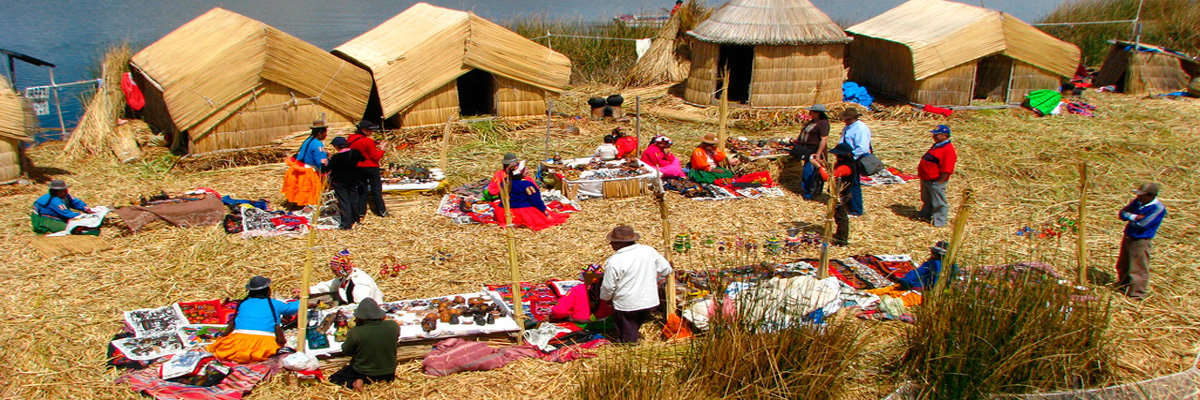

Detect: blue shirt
[33,193,88,221]
[296,137,328,169]
[1121,198,1165,239]
[839,120,872,160]
[898,259,943,290]
[232,298,299,333]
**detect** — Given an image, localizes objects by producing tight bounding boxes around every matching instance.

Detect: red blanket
[115,358,279,400]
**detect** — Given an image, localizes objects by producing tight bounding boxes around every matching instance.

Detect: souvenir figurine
[473,314,486,326]
[422,313,439,332]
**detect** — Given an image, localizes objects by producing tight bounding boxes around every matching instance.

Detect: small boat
[613,14,670,28]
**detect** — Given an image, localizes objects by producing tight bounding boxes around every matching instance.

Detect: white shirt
[600,243,673,311]
[594,143,619,161]
[308,268,384,305]
[840,120,872,160]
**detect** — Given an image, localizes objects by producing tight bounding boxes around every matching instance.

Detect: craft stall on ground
[549,157,661,200]
[379,161,447,210]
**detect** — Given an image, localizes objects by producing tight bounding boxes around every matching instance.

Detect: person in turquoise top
[31,180,96,234]
[207,276,300,364]
[296,120,329,171]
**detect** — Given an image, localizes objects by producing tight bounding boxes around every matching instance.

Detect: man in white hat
[599,225,672,343]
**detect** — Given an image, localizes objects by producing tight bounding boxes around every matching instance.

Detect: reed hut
[1095,40,1199,94]
[333,3,571,128]
[845,0,1081,106]
[130,8,374,156]
[0,74,33,183]
[682,0,850,107]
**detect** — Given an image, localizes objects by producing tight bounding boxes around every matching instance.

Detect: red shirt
[917,141,956,181]
[347,134,385,168]
[615,136,638,158]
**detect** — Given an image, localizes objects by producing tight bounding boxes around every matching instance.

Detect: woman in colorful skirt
[207,276,299,364]
[477,161,569,231]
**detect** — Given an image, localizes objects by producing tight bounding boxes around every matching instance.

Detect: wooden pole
[499,176,525,343]
[818,177,837,279]
[635,96,642,158]
[656,189,677,313]
[1076,163,1089,284]
[438,116,454,173]
[296,179,325,353]
[544,99,553,161]
[49,69,67,140]
[718,72,729,154]
[934,188,976,294]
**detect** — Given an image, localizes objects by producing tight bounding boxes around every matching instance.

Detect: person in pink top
[550,264,614,322]
[640,135,685,178]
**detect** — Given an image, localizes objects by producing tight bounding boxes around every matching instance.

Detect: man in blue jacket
[898,241,950,290]
[1115,182,1166,300]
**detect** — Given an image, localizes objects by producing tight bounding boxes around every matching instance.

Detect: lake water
[1,0,1066,138]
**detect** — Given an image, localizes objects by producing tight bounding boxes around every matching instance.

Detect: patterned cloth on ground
[116,358,279,400]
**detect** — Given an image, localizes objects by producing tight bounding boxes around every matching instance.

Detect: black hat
[246,276,271,291]
[48,179,69,190]
[931,241,950,257]
[829,143,854,156]
[331,136,350,148]
[356,121,379,131]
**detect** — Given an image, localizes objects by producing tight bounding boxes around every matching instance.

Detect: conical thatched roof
[687,0,850,45]
[0,74,33,142]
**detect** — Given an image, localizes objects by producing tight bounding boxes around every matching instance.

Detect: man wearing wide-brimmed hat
[599,225,672,343]
[837,107,871,215]
[328,297,399,391]
[348,121,388,218]
[1115,182,1166,300]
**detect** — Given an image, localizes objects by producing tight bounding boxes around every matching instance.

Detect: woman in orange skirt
[207,276,299,364]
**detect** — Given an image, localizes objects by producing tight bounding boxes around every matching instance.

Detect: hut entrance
[457,69,495,116]
[717,45,754,103]
[974,55,1013,101]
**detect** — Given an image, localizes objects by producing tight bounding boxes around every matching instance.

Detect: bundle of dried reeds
[62,45,137,162]
[625,1,711,87]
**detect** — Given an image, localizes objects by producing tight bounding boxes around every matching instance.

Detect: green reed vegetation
[1039,0,1200,65]
[509,18,658,85]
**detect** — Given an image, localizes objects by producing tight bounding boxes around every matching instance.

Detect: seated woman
[31,180,99,235]
[308,249,384,306]
[641,135,685,178]
[612,127,638,159]
[208,276,299,364]
[478,162,569,231]
[485,153,536,201]
[687,133,736,183]
[551,264,614,323]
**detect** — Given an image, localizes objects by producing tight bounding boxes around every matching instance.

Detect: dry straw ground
[0,89,1197,399]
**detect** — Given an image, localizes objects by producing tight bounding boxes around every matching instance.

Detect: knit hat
[509,160,527,177]
[606,225,640,243]
[246,275,271,291]
[501,153,519,166]
[354,297,386,319]
[48,179,69,190]
[930,125,951,136]
[329,249,354,276]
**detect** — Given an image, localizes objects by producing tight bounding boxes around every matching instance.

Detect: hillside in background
[1039,0,1200,65]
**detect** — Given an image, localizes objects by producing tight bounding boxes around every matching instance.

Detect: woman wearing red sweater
[347,121,388,218]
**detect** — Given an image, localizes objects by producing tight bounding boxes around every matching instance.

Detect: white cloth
[594,143,619,161]
[309,268,384,305]
[635,38,652,60]
[46,206,109,237]
[600,243,672,311]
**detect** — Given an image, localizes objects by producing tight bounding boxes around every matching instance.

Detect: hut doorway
[457,69,495,116]
[717,45,754,103]
[973,55,1013,101]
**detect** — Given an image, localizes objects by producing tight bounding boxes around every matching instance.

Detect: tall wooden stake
[635,96,642,158]
[656,189,677,313]
[499,177,525,343]
[544,99,553,161]
[818,176,838,279]
[934,188,976,294]
[296,179,325,353]
[717,72,729,154]
[1076,163,1089,284]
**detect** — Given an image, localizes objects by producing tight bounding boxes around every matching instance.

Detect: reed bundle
[62,45,136,162]
[687,0,849,46]
[625,1,712,87]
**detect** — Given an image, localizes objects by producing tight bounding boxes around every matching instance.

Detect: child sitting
[594,135,619,161]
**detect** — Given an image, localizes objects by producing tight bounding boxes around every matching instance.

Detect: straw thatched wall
[913,61,975,106]
[846,35,916,101]
[749,44,844,107]
[0,138,22,183]
[396,82,459,128]
[189,80,356,155]
[1008,61,1061,103]
[495,76,547,117]
[1097,45,1194,94]
[684,41,720,105]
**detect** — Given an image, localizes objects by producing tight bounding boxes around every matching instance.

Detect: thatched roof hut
[333,3,571,128]
[845,0,1081,106]
[0,74,33,183]
[682,0,850,107]
[130,8,374,155]
[1095,40,1199,94]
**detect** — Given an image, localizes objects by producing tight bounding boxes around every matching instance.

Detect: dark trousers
[356,167,387,217]
[846,179,863,216]
[328,365,395,389]
[612,307,655,343]
[833,202,850,245]
[801,160,825,200]
[1115,236,1152,299]
[332,182,362,229]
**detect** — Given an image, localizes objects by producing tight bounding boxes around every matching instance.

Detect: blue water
[1,0,1066,139]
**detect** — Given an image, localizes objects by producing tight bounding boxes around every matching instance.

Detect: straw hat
[606,225,640,243]
[48,179,69,190]
[700,133,719,145]
[840,108,861,120]
[246,276,271,291]
[310,120,327,130]
[354,298,386,319]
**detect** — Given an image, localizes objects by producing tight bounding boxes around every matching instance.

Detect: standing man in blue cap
[917,125,957,227]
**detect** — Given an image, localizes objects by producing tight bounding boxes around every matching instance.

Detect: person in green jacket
[328,297,399,391]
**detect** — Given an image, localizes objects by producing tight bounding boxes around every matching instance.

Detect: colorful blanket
[116,358,279,400]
